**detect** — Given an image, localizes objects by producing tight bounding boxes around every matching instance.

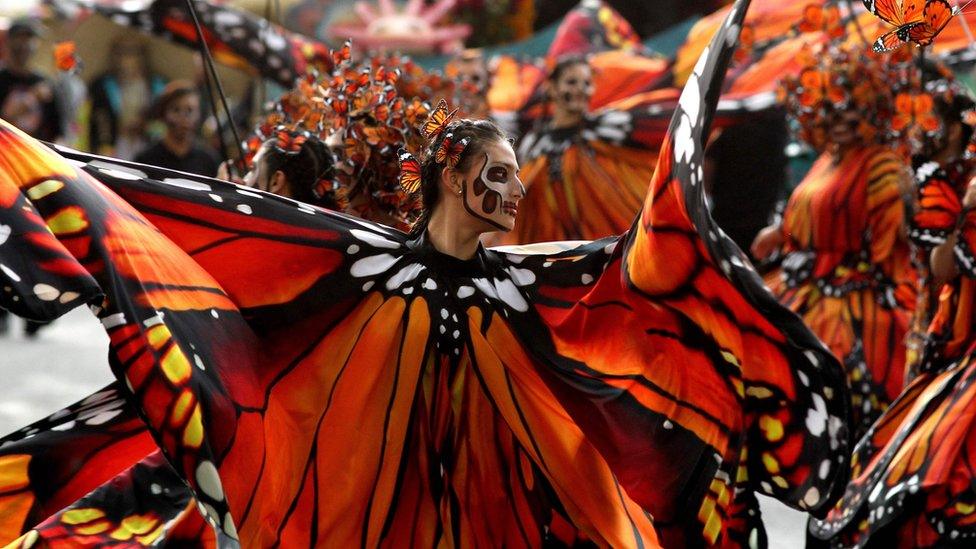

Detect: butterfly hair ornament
[435,133,471,169]
[779,44,898,151]
[272,126,312,155]
[397,99,469,193]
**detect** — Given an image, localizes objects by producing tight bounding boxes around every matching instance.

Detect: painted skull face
[552,63,594,117]
[460,140,524,232]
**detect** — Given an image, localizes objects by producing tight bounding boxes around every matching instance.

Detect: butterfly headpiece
[398,99,470,193]
[779,44,896,150]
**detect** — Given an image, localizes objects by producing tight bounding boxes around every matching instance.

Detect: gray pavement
[0,307,808,546]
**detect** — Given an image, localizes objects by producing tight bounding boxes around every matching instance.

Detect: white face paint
[552,63,594,118]
[460,140,524,232]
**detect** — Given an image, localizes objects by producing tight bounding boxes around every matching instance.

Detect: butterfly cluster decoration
[397,100,469,194]
[779,44,897,150]
[240,42,479,229]
[865,0,963,52]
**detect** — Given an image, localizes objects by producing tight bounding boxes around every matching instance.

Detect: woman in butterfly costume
[901,82,976,381]
[495,55,677,245]
[809,86,976,549]
[0,2,851,546]
[752,47,916,440]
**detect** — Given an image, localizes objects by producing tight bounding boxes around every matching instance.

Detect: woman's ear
[440,165,461,196]
[270,170,288,196]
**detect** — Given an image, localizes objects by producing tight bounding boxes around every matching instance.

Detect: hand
[216,161,242,184]
[750,224,785,261]
[963,177,976,209]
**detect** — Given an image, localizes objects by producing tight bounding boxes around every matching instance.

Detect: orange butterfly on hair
[363,125,401,148]
[343,136,370,166]
[398,150,423,193]
[375,66,399,85]
[795,3,845,38]
[422,99,458,139]
[435,134,470,168]
[891,91,941,135]
[332,40,351,67]
[797,67,848,111]
[866,0,964,52]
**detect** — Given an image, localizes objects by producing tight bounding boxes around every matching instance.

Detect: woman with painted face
[810,87,976,547]
[495,55,676,245]
[0,4,851,546]
[751,49,916,440]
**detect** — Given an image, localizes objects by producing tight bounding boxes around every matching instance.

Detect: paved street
[0,307,809,546]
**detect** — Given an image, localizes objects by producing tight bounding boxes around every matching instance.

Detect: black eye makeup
[487,166,508,183]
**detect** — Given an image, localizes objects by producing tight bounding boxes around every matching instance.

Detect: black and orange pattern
[811,157,976,547]
[0,1,849,546]
[767,146,915,440]
[499,89,678,245]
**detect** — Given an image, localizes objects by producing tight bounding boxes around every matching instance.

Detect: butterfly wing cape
[49,0,331,87]
[0,0,850,545]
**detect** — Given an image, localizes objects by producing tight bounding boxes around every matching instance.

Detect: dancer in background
[0,17,63,337]
[88,34,166,159]
[0,4,851,545]
[752,47,915,439]
[811,84,976,549]
[498,55,675,244]
[242,128,337,207]
[134,81,220,177]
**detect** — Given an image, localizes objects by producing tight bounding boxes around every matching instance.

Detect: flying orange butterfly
[422,99,458,139]
[866,0,964,52]
[891,91,941,135]
[398,150,422,193]
[435,134,470,168]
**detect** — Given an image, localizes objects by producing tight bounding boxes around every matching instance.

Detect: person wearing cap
[0,17,62,337]
[0,17,63,143]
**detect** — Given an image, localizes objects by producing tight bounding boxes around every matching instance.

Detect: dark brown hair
[151,80,199,119]
[261,135,335,205]
[409,118,508,237]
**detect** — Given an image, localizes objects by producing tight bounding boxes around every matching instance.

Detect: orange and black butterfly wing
[0,166,100,320]
[398,151,423,193]
[492,2,849,545]
[0,383,162,543]
[811,356,976,545]
[76,0,331,87]
[4,450,206,547]
[621,0,849,536]
[909,162,962,248]
[907,0,956,46]
[874,24,919,52]
[421,99,458,139]
[864,0,925,25]
[0,120,437,545]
